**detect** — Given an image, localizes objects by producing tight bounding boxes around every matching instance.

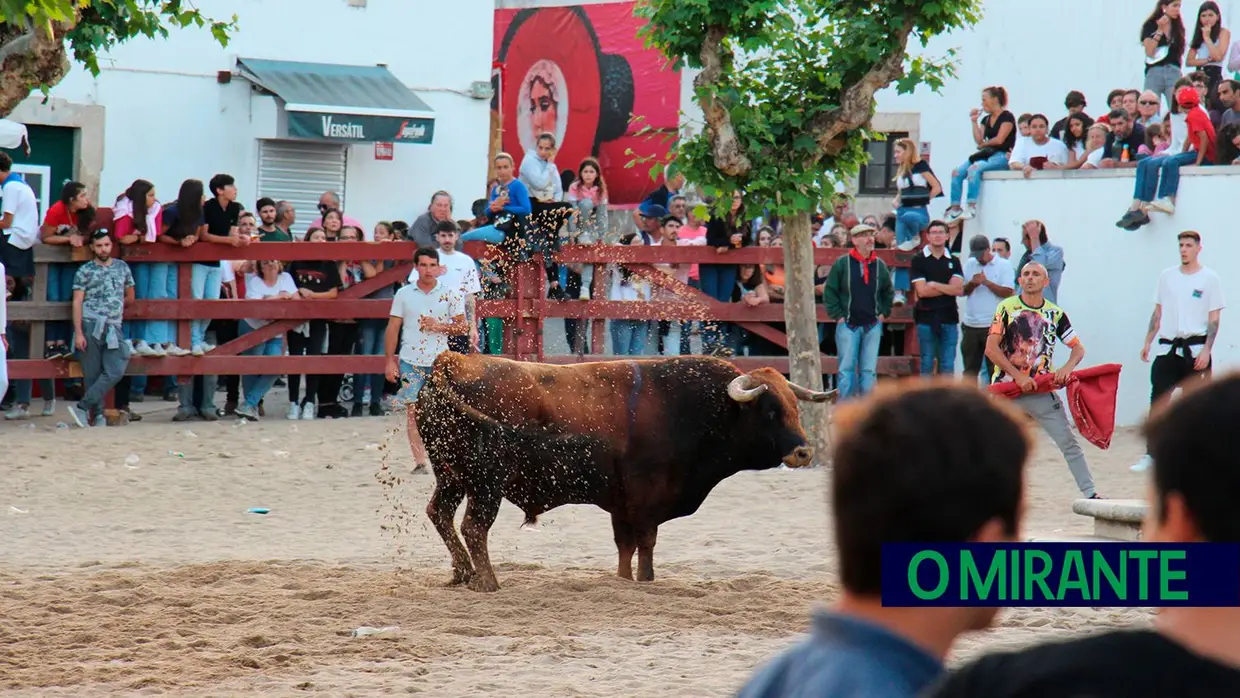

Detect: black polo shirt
[909,247,963,325]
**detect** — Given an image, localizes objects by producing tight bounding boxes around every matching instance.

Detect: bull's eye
[767,408,778,421]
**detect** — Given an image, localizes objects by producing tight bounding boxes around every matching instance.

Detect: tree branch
[0,19,73,119]
[807,20,915,156]
[695,25,752,177]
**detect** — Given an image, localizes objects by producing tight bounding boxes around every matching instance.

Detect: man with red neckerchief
[822,223,894,400]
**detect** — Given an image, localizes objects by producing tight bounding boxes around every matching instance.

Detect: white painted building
[7,0,495,234]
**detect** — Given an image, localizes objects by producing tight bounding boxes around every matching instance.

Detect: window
[858,132,909,195]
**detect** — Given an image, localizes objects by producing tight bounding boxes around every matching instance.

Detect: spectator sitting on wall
[945,86,1015,223]
[1062,113,1097,169]
[409,191,460,249]
[1014,113,1033,147]
[1050,90,1089,141]
[1136,89,1164,127]
[818,194,852,238]
[1016,220,1065,304]
[1117,86,1216,230]
[1098,109,1147,167]
[1094,89,1128,124]
[1139,122,1171,157]
[460,152,532,253]
[1008,113,1070,177]
[310,191,363,237]
[1215,79,1240,129]
[876,216,896,249]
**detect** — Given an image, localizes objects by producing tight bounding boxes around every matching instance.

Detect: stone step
[1071,498,1148,541]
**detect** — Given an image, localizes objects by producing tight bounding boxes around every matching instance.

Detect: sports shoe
[191,342,216,356]
[300,402,316,420]
[943,207,964,223]
[369,403,384,417]
[579,287,590,300]
[91,413,107,427]
[172,408,197,422]
[962,204,978,220]
[65,404,87,428]
[163,343,191,357]
[134,340,161,357]
[287,403,301,420]
[1147,197,1175,214]
[893,291,907,307]
[896,239,921,252]
[1130,454,1153,473]
[235,403,259,421]
[40,400,56,417]
[4,405,30,420]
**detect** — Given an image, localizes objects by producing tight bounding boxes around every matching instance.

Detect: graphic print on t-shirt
[988,295,1078,384]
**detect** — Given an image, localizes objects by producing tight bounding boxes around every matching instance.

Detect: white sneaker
[163,343,191,357]
[200,342,215,353]
[287,403,302,420]
[579,288,590,300]
[361,387,373,406]
[40,400,55,417]
[892,291,907,307]
[943,207,964,223]
[896,239,921,252]
[4,405,30,420]
[134,340,160,357]
[963,204,978,220]
[1130,454,1153,473]
[300,403,317,420]
[191,344,206,356]
[1148,197,1175,215]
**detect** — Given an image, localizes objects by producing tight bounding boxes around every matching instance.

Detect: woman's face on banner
[529,78,558,139]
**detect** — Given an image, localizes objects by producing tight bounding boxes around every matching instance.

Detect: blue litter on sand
[247,508,271,515]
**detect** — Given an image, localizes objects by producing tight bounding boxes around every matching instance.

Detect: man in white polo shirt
[0,152,39,287]
[386,247,467,473]
[409,220,482,353]
[960,234,1015,384]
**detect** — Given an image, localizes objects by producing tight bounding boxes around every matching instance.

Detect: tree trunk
[781,211,830,466]
[0,24,72,120]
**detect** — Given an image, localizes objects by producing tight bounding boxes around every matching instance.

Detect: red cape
[988,364,1123,450]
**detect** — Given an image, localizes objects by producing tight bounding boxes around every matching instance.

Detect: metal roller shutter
[257,140,347,237]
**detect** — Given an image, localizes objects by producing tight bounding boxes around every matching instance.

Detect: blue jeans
[239,321,284,409]
[916,323,959,375]
[836,321,883,399]
[130,262,177,345]
[190,263,222,347]
[358,318,387,404]
[1133,151,1200,202]
[396,361,431,404]
[894,206,929,290]
[611,319,647,355]
[6,322,52,405]
[949,151,1009,206]
[698,264,737,351]
[461,225,505,244]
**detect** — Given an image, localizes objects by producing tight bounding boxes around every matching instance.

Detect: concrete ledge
[1072,499,1148,541]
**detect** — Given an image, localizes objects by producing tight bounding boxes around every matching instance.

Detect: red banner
[493,2,681,205]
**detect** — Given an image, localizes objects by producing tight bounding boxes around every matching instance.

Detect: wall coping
[984,164,1240,182]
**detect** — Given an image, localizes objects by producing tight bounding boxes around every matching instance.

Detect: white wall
[875,0,1240,221]
[977,167,1240,427]
[24,0,494,223]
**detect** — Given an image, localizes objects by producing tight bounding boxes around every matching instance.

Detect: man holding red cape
[985,262,1102,500]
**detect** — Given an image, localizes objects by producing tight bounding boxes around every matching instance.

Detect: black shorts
[0,236,34,279]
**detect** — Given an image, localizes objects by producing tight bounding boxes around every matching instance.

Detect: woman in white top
[235,260,297,420]
[608,232,650,355]
[1186,1,1231,111]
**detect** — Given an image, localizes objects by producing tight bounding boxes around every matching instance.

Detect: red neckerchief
[850,248,875,284]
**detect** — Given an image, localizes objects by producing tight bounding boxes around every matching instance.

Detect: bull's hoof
[467,576,500,593]
[446,568,474,587]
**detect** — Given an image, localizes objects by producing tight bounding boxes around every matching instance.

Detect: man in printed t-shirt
[985,261,1099,499]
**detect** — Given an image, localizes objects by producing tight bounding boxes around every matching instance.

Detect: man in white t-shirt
[0,153,39,285]
[1007,114,1070,178]
[1133,231,1225,473]
[386,247,467,472]
[410,220,482,353]
[960,235,1015,383]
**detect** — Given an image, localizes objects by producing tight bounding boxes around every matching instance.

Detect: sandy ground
[0,390,1153,697]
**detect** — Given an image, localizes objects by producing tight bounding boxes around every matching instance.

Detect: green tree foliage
[636,0,982,211]
[0,0,235,117]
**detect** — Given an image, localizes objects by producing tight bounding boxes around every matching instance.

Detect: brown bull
[415,352,835,592]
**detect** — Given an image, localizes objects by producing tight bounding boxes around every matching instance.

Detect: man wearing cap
[822,224,894,399]
[636,202,668,245]
[960,234,1015,383]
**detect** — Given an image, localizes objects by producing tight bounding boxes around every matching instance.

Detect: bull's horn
[788,383,838,403]
[728,374,768,402]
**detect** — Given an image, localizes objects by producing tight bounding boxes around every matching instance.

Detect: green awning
[237,58,435,144]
